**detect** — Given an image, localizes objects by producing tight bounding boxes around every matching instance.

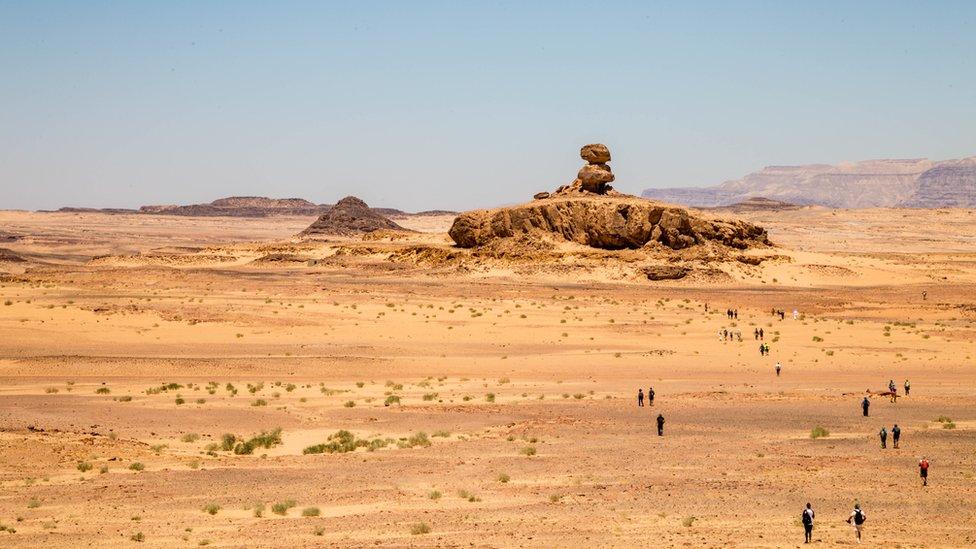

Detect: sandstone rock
[534,192,551,200]
[448,194,768,250]
[577,163,615,192]
[300,196,408,237]
[580,143,611,164]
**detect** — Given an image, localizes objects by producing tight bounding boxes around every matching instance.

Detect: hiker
[904,379,910,396]
[847,503,866,543]
[637,388,644,407]
[775,362,781,377]
[793,309,799,320]
[888,379,896,393]
[648,387,655,406]
[759,343,765,357]
[764,342,770,355]
[656,413,665,436]
[733,309,738,320]
[922,290,927,301]
[919,457,929,486]
[802,503,815,543]
[892,424,900,449]
[754,328,759,340]
[879,426,887,449]
[862,397,870,417]
[759,328,764,340]
[780,310,786,320]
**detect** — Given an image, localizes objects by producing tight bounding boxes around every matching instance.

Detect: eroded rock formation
[300,196,408,237]
[449,194,768,250]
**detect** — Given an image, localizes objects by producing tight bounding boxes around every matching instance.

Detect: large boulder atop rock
[300,196,408,237]
[581,143,611,164]
[448,194,768,250]
[577,163,615,192]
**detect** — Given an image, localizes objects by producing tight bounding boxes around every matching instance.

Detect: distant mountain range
[55,196,456,218]
[642,157,976,208]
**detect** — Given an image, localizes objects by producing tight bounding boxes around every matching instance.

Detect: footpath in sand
[0,208,974,547]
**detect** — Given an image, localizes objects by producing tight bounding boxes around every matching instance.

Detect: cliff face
[900,159,976,208]
[449,195,768,250]
[642,157,976,208]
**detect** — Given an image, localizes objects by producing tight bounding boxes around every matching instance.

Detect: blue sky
[2,1,974,211]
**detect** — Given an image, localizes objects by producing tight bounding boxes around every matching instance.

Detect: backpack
[853,509,865,525]
[802,510,812,525]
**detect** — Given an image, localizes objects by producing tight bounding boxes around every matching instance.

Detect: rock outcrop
[548,143,617,196]
[300,196,408,237]
[449,194,768,250]
[642,156,976,208]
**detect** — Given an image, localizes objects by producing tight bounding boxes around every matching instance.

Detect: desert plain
[0,206,974,548]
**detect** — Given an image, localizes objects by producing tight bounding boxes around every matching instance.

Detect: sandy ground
[0,208,974,548]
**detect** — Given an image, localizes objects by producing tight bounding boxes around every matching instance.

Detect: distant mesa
[450,143,769,251]
[642,156,976,208]
[138,196,329,217]
[300,196,409,237]
[0,248,27,263]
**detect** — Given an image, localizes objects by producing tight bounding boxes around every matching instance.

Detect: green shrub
[202,503,220,515]
[301,507,320,517]
[77,462,93,473]
[129,462,145,471]
[810,426,829,439]
[410,522,431,535]
[271,500,296,516]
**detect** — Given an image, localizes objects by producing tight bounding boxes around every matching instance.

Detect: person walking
[919,457,929,486]
[648,387,655,406]
[862,396,870,417]
[656,413,665,436]
[879,426,887,449]
[801,503,815,543]
[847,503,866,544]
[904,379,910,396]
[637,388,644,407]
[759,328,764,340]
[754,328,759,340]
[775,362,782,377]
[892,424,901,449]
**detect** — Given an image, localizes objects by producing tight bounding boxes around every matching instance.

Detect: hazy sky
[2,2,975,211]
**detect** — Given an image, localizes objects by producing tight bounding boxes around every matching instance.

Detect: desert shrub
[410,522,431,535]
[77,462,93,473]
[384,395,400,406]
[130,532,145,542]
[485,393,496,403]
[810,426,829,439]
[301,507,320,517]
[202,503,220,515]
[271,500,296,516]
[344,400,355,408]
[682,516,696,528]
[95,387,111,395]
[27,498,41,508]
[422,393,438,401]
[428,490,441,500]
[251,399,267,407]
[252,502,265,517]
[233,428,283,455]
[129,462,145,471]
[520,446,537,456]
[432,430,450,438]
[497,473,510,483]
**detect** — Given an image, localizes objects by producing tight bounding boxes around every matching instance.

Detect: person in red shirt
[919,457,930,486]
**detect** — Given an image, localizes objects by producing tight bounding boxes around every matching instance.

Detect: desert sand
[1,207,974,548]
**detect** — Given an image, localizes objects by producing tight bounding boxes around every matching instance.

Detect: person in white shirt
[846,503,866,543]
[802,503,815,543]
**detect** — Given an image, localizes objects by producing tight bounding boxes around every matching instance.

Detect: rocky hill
[450,144,768,251]
[300,196,409,237]
[642,157,976,208]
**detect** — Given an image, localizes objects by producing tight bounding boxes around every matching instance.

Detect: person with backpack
[648,387,655,406]
[656,413,665,436]
[919,457,929,486]
[637,388,644,407]
[775,362,782,377]
[904,379,910,396]
[892,424,901,449]
[847,503,866,543]
[862,397,870,417]
[879,426,887,449]
[801,503,815,543]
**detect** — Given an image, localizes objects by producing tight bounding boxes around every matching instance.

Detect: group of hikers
[635,388,666,436]
[800,503,866,544]
[654,302,934,544]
